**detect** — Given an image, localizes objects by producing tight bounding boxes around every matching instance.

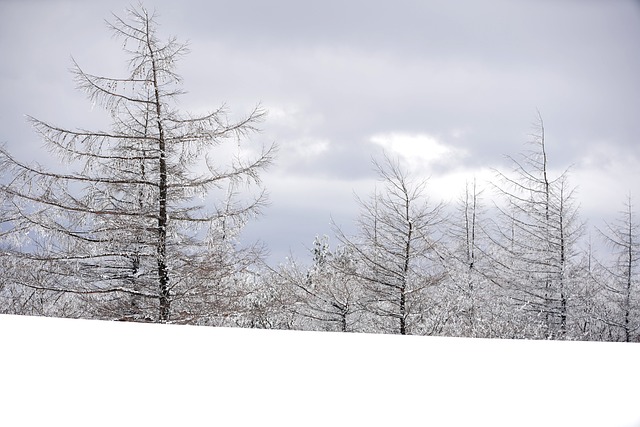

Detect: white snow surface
[2,314,639,427]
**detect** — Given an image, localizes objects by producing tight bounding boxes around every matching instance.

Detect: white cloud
[428,167,496,202]
[369,132,467,171]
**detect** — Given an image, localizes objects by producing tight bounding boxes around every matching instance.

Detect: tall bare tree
[0,6,274,322]
[596,196,640,342]
[438,178,498,337]
[335,155,445,335]
[489,114,584,339]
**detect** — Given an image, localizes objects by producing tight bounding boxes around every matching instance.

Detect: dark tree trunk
[148,22,170,323]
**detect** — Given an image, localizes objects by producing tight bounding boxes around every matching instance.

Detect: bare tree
[274,236,364,332]
[569,233,616,340]
[0,5,274,323]
[438,178,499,337]
[595,195,640,342]
[335,154,445,335]
[489,113,584,339]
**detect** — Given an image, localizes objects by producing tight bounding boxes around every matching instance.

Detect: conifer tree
[490,114,584,339]
[596,196,640,341]
[0,5,274,322]
[336,154,445,335]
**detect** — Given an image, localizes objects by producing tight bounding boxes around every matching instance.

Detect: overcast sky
[1,0,639,265]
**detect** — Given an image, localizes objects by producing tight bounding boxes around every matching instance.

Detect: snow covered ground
[2,314,639,427]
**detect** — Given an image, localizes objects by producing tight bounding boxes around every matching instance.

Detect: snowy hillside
[2,314,639,427]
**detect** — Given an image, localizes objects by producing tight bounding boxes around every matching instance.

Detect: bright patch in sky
[370,132,467,170]
[429,167,496,202]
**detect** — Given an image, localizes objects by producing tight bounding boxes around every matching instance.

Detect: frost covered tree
[274,236,363,332]
[595,196,640,342]
[489,114,584,339]
[0,6,274,323]
[439,178,499,337]
[336,155,445,335]
[569,233,615,340]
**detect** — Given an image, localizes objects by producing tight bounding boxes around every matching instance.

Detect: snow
[1,314,639,427]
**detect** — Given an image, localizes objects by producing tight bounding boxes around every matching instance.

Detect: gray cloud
[2,0,639,264]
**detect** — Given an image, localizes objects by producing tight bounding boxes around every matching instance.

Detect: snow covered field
[2,314,639,426]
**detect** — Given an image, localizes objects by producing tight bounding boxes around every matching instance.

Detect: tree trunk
[148,21,170,322]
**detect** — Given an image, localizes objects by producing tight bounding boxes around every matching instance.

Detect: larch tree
[489,114,584,339]
[596,195,640,342]
[572,232,615,340]
[439,178,495,337]
[0,5,274,323]
[274,235,363,332]
[335,154,445,335]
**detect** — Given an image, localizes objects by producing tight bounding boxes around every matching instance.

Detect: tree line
[1,6,637,341]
